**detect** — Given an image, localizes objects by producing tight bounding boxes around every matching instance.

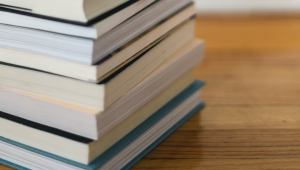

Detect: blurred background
[195,0,300,13]
[192,0,300,119]
[194,0,300,51]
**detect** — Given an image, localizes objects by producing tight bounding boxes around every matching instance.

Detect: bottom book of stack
[0,79,204,170]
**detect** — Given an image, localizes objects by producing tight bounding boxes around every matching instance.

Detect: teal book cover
[0,80,205,170]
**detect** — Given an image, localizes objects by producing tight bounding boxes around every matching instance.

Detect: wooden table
[3,16,300,170]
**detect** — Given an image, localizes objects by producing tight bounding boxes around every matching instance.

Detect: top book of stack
[0,0,137,23]
[0,0,193,65]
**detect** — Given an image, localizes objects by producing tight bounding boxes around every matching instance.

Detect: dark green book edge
[0,159,30,170]
[0,80,205,170]
[0,103,204,170]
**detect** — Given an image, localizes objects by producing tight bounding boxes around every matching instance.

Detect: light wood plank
[133,16,300,170]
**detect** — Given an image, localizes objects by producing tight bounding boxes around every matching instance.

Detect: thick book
[0,0,195,65]
[0,0,156,38]
[0,25,197,112]
[0,39,204,140]
[0,17,195,83]
[0,81,205,170]
[0,71,196,164]
[0,0,130,23]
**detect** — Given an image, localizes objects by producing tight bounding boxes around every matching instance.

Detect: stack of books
[0,0,205,169]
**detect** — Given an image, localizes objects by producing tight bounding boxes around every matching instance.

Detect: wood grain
[131,16,300,170]
[3,16,300,170]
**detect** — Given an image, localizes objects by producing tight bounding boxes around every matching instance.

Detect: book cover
[0,81,205,170]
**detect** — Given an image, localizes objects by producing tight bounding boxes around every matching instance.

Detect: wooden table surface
[3,16,300,170]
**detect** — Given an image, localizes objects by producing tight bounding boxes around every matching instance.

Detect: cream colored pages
[0,0,85,21]
[89,70,195,162]
[0,70,194,164]
[0,0,128,22]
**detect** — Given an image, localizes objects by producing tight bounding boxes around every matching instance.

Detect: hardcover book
[0,39,204,139]
[0,70,196,164]
[0,81,205,170]
[0,0,195,64]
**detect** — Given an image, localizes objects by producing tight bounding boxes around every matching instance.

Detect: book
[0,39,204,139]
[0,0,156,38]
[0,81,204,170]
[0,0,130,23]
[0,0,205,169]
[0,17,195,83]
[0,0,195,64]
[0,22,195,110]
[0,70,196,165]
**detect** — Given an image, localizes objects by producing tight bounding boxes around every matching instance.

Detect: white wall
[195,0,300,12]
